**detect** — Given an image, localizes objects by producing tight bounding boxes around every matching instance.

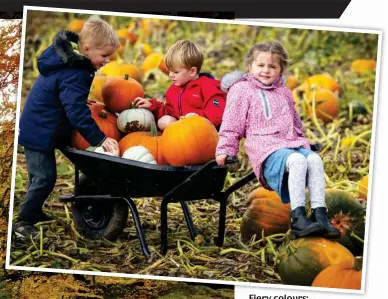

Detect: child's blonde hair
[165,40,204,72]
[78,16,120,49]
[244,41,289,72]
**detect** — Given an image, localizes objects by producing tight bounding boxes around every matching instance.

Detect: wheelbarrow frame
[58,146,256,257]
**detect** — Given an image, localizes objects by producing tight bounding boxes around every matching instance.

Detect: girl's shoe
[291,207,323,238]
[311,207,341,239]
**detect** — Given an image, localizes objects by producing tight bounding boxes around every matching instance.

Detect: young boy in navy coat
[13,16,120,240]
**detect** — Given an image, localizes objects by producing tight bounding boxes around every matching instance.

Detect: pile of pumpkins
[240,187,367,289]
[71,74,219,166]
[289,58,376,124]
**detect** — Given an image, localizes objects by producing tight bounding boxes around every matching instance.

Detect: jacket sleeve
[58,71,106,146]
[200,81,227,127]
[216,83,249,157]
[286,89,306,138]
[149,98,176,120]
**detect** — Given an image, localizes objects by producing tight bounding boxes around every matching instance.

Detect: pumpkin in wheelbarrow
[119,121,163,164]
[160,115,219,166]
[240,188,290,242]
[278,237,355,286]
[71,101,121,150]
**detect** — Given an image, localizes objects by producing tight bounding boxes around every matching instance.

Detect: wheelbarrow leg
[215,194,228,247]
[161,199,169,255]
[180,201,197,241]
[123,198,151,258]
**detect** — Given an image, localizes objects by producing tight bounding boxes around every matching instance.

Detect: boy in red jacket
[134,40,226,130]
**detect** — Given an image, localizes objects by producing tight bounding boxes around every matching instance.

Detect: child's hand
[102,137,119,153]
[185,113,199,118]
[216,154,227,166]
[134,97,152,109]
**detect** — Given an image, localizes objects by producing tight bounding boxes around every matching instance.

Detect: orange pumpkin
[300,74,340,94]
[358,175,369,200]
[71,101,121,150]
[102,74,144,113]
[141,53,169,75]
[240,188,290,241]
[160,116,219,166]
[68,19,85,32]
[278,237,355,286]
[351,59,376,73]
[118,122,163,164]
[306,88,340,123]
[90,75,108,103]
[312,256,362,290]
[116,64,142,82]
[116,28,138,45]
[285,75,299,90]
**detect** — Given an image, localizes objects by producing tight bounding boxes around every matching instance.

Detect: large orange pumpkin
[160,116,219,166]
[306,88,340,123]
[118,122,163,164]
[278,237,355,286]
[300,74,340,94]
[312,256,362,290]
[71,101,121,150]
[240,188,290,241]
[102,74,144,113]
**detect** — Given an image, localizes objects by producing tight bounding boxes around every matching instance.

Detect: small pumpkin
[285,75,299,90]
[351,59,376,73]
[102,74,145,113]
[312,256,362,290]
[122,145,157,164]
[306,88,340,123]
[141,53,169,75]
[278,237,355,286]
[71,101,121,150]
[300,74,340,94]
[87,145,120,157]
[116,28,138,45]
[240,188,290,242]
[160,116,219,166]
[119,122,163,163]
[68,19,85,32]
[306,189,366,256]
[358,175,369,200]
[117,108,155,134]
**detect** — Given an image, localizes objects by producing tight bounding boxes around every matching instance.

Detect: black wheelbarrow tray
[58,146,257,258]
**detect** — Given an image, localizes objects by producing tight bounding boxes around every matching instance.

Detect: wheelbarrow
[58,146,257,258]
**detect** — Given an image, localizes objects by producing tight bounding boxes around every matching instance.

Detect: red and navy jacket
[149,73,226,128]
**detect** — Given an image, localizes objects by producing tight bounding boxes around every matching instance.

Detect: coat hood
[221,70,287,92]
[37,30,95,76]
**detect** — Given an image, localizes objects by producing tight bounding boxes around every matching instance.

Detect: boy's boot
[311,207,341,239]
[291,207,323,238]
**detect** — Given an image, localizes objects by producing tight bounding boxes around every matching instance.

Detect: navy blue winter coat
[18,30,106,152]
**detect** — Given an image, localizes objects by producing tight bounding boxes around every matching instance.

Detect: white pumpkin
[86,146,120,157]
[122,146,157,164]
[117,108,155,134]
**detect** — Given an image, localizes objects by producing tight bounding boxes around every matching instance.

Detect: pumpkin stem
[354,256,363,271]
[99,109,108,119]
[150,121,158,137]
[124,74,129,80]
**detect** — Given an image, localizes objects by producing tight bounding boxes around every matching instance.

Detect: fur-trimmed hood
[220,70,287,92]
[37,30,95,75]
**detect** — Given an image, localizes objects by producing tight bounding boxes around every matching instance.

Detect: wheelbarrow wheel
[71,175,128,241]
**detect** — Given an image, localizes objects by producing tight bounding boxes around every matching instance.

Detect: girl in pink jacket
[216,41,340,239]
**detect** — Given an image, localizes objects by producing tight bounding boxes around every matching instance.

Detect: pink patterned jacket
[216,73,311,188]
